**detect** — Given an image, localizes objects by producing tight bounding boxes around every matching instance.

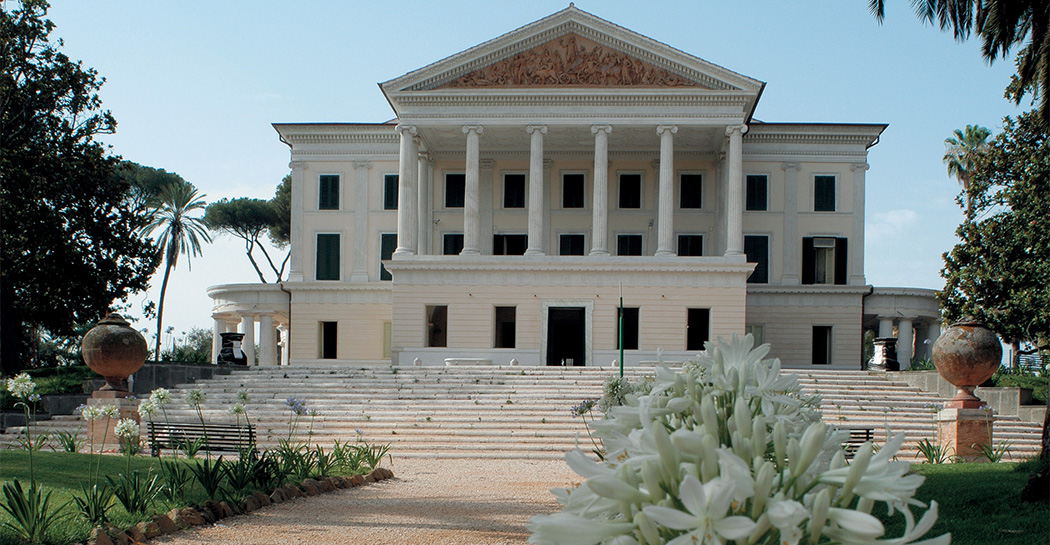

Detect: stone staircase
[3,366,1044,462]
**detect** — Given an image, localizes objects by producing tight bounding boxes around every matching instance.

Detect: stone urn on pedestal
[80,313,146,446]
[931,317,1002,460]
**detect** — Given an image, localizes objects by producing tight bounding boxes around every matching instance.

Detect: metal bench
[147,421,255,457]
[838,427,875,459]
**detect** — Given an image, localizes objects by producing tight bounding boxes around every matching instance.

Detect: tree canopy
[939,111,1050,348]
[205,193,288,283]
[0,0,158,373]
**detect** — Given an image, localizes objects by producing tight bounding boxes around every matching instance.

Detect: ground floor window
[426,305,448,348]
[813,326,832,365]
[493,234,527,255]
[560,234,585,256]
[686,308,710,351]
[678,234,703,256]
[745,324,764,346]
[443,233,464,255]
[319,321,337,359]
[617,307,639,350]
[617,234,643,256]
[494,306,516,348]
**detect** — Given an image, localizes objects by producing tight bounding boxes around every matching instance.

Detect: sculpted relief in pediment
[440,34,701,88]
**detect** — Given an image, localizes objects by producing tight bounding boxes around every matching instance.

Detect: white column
[394,125,418,256]
[350,161,371,282]
[417,153,431,255]
[258,313,276,367]
[525,125,547,256]
[240,315,256,366]
[724,124,747,256]
[288,161,307,282]
[277,325,290,366]
[850,162,869,285]
[590,124,612,256]
[926,321,942,359]
[655,125,678,256]
[781,162,801,284]
[461,125,483,255]
[878,317,894,338]
[897,318,914,370]
[211,317,224,365]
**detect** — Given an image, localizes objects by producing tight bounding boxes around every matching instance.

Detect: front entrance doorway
[547,307,585,366]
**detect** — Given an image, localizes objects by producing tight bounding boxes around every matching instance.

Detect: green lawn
[879,462,1048,545]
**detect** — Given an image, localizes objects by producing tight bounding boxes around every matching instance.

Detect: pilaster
[850,162,869,285]
[351,161,371,282]
[288,161,307,282]
[781,162,801,284]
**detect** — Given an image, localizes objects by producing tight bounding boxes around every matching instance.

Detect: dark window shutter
[380,233,397,281]
[384,175,398,210]
[802,238,815,285]
[446,174,465,208]
[835,237,848,285]
[744,236,768,284]
[316,234,339,281]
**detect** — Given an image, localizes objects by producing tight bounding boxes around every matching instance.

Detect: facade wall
[745,289,866,369]
[290,302,392,364]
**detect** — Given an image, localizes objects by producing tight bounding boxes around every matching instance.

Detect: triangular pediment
[381,6,763,97]
[437,33,704,89]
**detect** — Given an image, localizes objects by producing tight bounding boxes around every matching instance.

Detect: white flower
[236,389,251,404]
[768,497,809,545]
[114,418,140,439]
[149,388,170,406]
[229,403,246,416]
[79,405,102,421]
[185,389,206,407]
[137,400,158,419]
[99,405,120,419]
[641,475,758,545]
[6,373,35,399]
[526,512,634,545]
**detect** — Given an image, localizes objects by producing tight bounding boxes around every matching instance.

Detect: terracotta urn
[81,313,148,396]
[932,317,1002,408]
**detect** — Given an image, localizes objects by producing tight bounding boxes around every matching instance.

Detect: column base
[524,249,545,256]
[654,250,676,257]
[349,272,369,282]
[935,407,994,462]
[589,249,610,256]
[393,249,416,257]
[460,249,481,256]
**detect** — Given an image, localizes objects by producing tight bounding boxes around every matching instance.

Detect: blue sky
[43,1,1026,347]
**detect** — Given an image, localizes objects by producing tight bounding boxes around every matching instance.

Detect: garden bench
[147,421,255,457]
[837,427,875,459]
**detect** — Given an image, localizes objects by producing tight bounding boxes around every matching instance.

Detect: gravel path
[154,457,580,545]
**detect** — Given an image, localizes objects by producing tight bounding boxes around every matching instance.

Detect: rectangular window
[446,173,465,208]
[813,326,833,365]
[617,307,639,350]
[802,237,847,285]
[814,175,836,211]
[745,325,764,346]
[315,233,340,281]
[493,234,527,256]
[744,235,769,284]
[504,174,525,208]
[379,233,396,281]
[563,173,585,208]
[680,173,703,209]
[319,175,339,210]
[687,308,710,351]
[560,234,585,256]
[494,306,516,349]
[319,321,337,359]
[619,173,641,209]
[426,305,447,348]
[443,233,464,255]
[383,174,398,210]
[678,235,704,256]
[746,175,768,211]
[617,234,643,256]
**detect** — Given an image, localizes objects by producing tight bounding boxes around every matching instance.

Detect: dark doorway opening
[547,307,585,366]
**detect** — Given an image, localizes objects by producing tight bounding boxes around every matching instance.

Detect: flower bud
[733,396,752,438]
[807,488,831,545]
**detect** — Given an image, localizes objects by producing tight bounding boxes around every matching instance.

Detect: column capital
[651,160,660,170]
[417,151,432,162]
[781,162,801,172]
[353,160,372,170]
[526,124,548,135]
[656,124,679,135]
[851,162,870,172]
[725,124,748,137]
[462,124,484,135]
[591,124,612,135]
[289,161,307,171]
[396,124,418,137]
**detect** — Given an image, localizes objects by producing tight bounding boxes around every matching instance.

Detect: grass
[878,462,1049,545]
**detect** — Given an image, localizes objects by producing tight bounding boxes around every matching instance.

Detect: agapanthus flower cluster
[286,396,308,416]
[138,400,158,419]
[5,373,35,399]
[150,388,171,406]
[77,404,120,421]
[114,418,140,439]
[184,389,206,407]
[528,335,949,545]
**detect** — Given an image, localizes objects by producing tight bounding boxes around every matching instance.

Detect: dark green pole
[619,282,624,378]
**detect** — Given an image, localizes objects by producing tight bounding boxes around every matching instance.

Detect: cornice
[385,255,753,275]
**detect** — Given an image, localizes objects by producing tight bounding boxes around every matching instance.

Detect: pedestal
[86,396,140,451]
[935,407,993,462]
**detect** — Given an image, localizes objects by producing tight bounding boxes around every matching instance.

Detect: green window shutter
[814,176,836,211]
[744,235,769,283]
[319,175,339,210]
[746,175,767,211]
[380,233,397,281]
[384,175,398,210]
[316,234,340,280]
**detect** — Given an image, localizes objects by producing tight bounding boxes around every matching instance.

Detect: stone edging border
[85,468,395,545]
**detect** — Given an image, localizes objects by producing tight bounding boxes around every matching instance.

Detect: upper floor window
[446,173,465,208]
[746,175,767,211]
[379,233,396,281]
[563,173,585,208]
[619,173,641,209]
[680,173,702,209]
[383,174,398,210]
[443,233,464,256]
[560,234,585,256]
[617,234,643,256]
[814,175,836,211]
[802,237,847,285]
[504,174,525,208]
[678,234,703,257]
[315,233,340,281]
[319,175,340,210]
[744,235,769,284]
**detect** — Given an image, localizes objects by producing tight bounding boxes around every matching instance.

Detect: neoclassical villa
[208,6,941,370]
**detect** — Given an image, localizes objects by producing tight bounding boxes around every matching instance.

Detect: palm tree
[943,124,991,214]
[869,0,1049,127]
[144,183,211,362]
